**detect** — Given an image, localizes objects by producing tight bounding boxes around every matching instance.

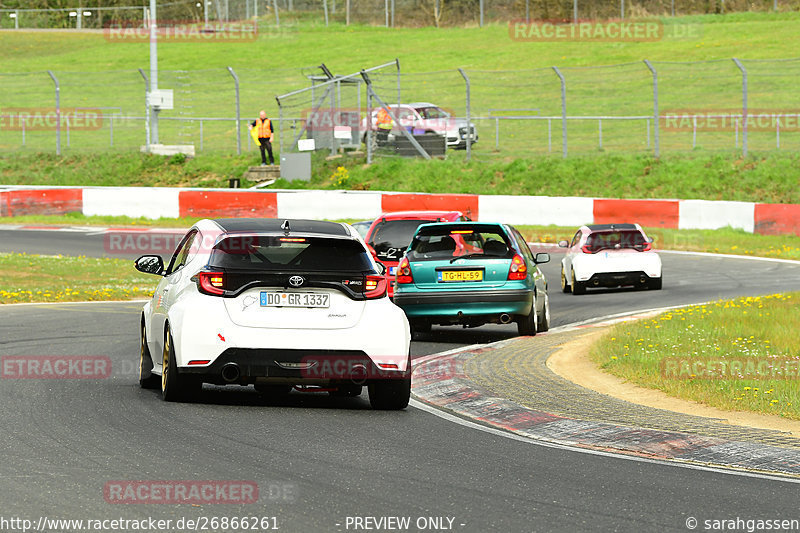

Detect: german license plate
[438,270,483,282]
[260,292,330,308]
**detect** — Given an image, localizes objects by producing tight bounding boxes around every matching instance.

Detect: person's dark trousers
[259,138,275,165]
[376,128,389,146]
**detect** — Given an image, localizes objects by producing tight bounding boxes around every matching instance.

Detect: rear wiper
[449,253,485,264]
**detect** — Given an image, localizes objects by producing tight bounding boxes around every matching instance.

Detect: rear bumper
[180,348,409,385]
[587,271,657,288]
[393,288,533,318]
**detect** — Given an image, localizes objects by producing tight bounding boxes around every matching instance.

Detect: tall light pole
[149,0,159,145]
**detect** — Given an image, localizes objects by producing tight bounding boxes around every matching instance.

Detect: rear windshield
[369,219,437,261]
[407,226,513,261]
[210,236,373,272]
[586,230,648,252]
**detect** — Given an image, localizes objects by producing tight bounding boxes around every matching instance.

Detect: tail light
[581,244,597,254]
[507,254,528,280]
[364,275,387,299]
[194,271,225,296]
[396,257,413,284]
[638,242,652,252]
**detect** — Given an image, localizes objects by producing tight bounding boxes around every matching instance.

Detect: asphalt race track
[2,227,800,531]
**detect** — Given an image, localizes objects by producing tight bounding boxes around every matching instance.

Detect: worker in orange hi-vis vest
[249,110,275,166]
[376,106,393,146]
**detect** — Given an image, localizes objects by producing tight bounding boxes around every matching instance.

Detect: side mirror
[557,240,569,248]
[534,252,551,264]
[135,255,165,276]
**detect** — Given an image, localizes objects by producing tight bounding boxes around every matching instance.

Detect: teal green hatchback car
[392,222,551,336]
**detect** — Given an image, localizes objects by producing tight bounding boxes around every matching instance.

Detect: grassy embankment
[591,293,800,420]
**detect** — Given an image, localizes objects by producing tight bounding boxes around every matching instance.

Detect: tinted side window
[570,231,582,248]
[167,229,198,275]
[511,227,534,263]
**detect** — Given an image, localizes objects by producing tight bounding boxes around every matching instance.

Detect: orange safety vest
[255,118,272,138]
[376,107,392,129]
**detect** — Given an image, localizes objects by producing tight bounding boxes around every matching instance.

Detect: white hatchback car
[558,223,662,294]
[135,218,411,409]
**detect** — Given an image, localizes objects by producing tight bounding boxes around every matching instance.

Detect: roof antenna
[281,220,290,233]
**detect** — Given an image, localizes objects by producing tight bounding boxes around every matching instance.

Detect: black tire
[139,321,159,389]
[560,266,571,293]
[517,295,538,336]
[649,277,663,290]
[161,328,200,402]
[368,378,411,410]
[537,293,550,333]
[255,384,292,396]
[571,270,586,295]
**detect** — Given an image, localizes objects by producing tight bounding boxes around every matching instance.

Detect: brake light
[507,254,527,280]
[581,244,597,254]
[195,271,225,296]
[639,242,652,252]
[396,257,413,284]
[364,275,387,299]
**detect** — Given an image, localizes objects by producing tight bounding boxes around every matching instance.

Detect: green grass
[3,13,800,156]
[0,252,153,303]
[4,151,800,206]
[590,293,800,420]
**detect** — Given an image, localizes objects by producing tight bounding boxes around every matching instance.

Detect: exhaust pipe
[221,363,241,383]
[639,277,647,284]
[499,313,512,324]
[350,363,368,385]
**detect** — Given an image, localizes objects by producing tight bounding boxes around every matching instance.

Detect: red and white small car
[364,210,471,298]
[558,223,662,294]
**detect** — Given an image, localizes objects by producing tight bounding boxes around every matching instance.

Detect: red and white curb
[2,185,799,236]
[411,305,800,480]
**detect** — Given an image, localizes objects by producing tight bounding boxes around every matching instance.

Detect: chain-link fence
[4,57,800,159]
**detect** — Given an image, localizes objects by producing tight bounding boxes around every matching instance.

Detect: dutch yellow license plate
[439,270,483,282]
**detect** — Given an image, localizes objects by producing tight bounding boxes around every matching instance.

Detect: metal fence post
[643,60,659,157]
[138,68,150,149]
[458,68,471,161]
[276,96,284,157]
[552,66,567,158]
[573,0,578,23]
[396,58,401,109]
[479,0,484,27]
[323,0,329,26]
[366,88,373,164]
[732,58,748,157]
[47,70,61,155]
[110,116,114,147]
[227,66,241,155]
[273,0,279,26]
[621,0,625,19]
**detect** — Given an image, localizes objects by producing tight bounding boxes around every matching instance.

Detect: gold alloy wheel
[161,332,170,392]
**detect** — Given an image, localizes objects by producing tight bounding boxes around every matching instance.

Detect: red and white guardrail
[0,185,798,236]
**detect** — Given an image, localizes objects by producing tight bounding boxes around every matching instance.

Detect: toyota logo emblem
[288,275,305,287]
